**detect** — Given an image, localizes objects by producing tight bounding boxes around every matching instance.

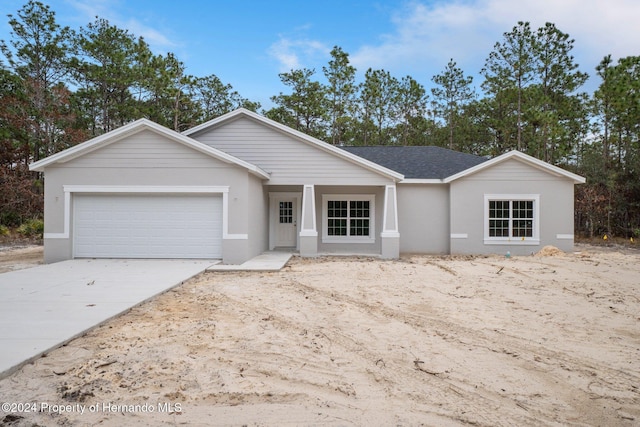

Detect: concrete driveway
[0,259,213,379]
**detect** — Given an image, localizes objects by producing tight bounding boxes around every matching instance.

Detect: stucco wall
[397,184,449,254]
[246,174,269,259]
[449,159,576,255]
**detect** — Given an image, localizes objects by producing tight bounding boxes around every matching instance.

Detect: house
[30,108,585,264]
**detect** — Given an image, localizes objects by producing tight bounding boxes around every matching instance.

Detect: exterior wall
[313,185,385,255]
[397,184,449,254]
[42,132,255,263]
[191,117,391,185]
[450,158,576,255]
[246,173,269,259]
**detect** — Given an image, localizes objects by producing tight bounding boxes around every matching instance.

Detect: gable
[189,116,396,185]
[444,150,585,184]
[61,129,230,169]
[30,119,269,179]
[459,158,565,182]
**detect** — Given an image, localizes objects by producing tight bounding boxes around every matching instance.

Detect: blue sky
[1,0,639,109]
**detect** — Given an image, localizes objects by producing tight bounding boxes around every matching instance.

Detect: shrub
[17,218,44,238]
[0,224,9,237]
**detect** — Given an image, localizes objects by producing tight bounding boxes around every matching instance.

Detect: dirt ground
[0,246,43,274]
[0,245,639,426]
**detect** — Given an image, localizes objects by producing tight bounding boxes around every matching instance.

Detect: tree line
[1,1,638,241]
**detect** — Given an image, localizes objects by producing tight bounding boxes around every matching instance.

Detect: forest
[1,1,638,241]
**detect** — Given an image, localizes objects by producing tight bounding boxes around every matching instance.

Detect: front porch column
[299,184,318,257]
[381,184,400,259]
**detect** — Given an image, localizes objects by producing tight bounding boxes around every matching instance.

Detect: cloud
[67,0,178,50]
[267,36,330,72]
[350,0,640,81]
[122,18,176,48]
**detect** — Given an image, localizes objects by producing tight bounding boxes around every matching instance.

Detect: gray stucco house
[30,108,585,264]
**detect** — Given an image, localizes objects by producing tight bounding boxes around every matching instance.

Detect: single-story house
[30,108,585,264]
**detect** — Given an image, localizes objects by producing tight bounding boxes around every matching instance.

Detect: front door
[275,199,297,247]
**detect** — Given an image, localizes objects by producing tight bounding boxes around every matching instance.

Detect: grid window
[488,199,535,238]
[327,200,348,236]
[349,200,370,236]
[512,200,533,237]
[327,199,370,237]
[279,201,293,224]
[489,200,510,237]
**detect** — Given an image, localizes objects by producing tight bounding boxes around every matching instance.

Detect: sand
[0,246,639,426]
[0,246,43,274]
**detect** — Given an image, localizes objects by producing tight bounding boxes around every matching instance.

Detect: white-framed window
[484,194,540,244]
[322,194,375,243]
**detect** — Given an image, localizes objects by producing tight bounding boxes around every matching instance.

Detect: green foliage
[269,68,328,140]
[17,218,44,238]
[323,46,357,145]
[0,225,9,237]
[71,17,149,134]
[431,59,475,150]
[480,21,588,162]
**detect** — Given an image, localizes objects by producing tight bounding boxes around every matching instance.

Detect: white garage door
[73,194,223,259]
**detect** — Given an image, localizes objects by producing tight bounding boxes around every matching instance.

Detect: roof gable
[184,108,404,181]
[443,150,585,184]
[29,118,269,179]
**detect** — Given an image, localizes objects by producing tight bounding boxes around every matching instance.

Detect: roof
[29,118,270,179]
[341,146,488,180]
[444,150,586,184]
[183,108,404,182]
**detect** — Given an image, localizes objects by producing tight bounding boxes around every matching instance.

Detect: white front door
[275,199,297,247]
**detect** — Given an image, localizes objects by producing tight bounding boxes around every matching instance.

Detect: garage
[73,194,223,259]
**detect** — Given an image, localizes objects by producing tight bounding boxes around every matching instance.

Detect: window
[484,195,539,244]
[323,195,375,243]
[279,201,293,224]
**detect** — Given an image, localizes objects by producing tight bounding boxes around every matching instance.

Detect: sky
[1,0,639,109]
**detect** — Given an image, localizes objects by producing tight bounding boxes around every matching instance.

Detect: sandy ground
[0,246,43,274]
[0,245,639,426]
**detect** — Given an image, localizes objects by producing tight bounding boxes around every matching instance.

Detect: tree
[192,74,257,122]
[138,52,197,131]
[593,55,615,168]
[72,17,151,135]
[1,0,80,161]
[395,75,428,145]
[323,46,357,145]
[431,59,475,150]
[268,68,328,139]
[607,56,640,168]
[482,21,535,152]
[530,22,588,163]
[481,21,588,162]
[357,68,400,145]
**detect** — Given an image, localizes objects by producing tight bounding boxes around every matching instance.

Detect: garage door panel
[73,194,222,259]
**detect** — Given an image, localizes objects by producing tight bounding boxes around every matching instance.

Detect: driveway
[0,259,213,379]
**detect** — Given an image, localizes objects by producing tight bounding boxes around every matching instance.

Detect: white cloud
[267,36,330,72]
[350,0,640,84]
[123,18,176,49]
[68,0,177,50]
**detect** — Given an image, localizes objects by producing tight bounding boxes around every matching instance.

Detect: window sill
[322,237,375,244]
[484,239,540,246]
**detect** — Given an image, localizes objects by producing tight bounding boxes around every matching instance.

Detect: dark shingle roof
[341,146,488,180]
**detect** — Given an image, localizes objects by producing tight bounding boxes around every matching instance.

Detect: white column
[299,184,318,256]
[381,184,400,258]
